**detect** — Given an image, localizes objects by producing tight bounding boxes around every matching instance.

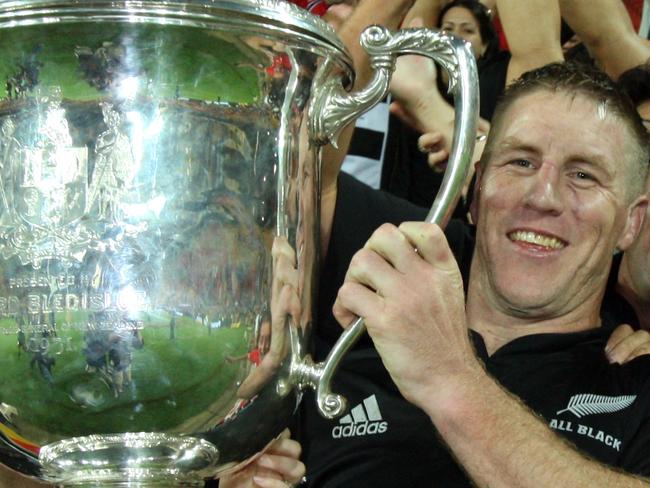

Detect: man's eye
[572,171,597,183]
[511,159,532,168]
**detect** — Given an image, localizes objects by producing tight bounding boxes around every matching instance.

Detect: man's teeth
[509,231,565,249]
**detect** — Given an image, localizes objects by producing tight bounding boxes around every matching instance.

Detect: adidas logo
[332,394,388,439]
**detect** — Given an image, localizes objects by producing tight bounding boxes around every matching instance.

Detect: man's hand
[389,42,456,136]
[0,466,46,488]
[333,222,481,409]
[220,430,305,488]
[606,324,650,364]
[417,118,489,171]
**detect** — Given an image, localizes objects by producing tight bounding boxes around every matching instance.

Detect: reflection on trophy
[0,1,477,485]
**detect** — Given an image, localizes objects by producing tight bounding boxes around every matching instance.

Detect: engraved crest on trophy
[0,91,142,268]
[0,95,94,267]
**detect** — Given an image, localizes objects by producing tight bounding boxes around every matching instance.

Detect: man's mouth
[508,230,566,250]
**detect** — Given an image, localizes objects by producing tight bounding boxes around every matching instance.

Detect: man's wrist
[419,359,490,422]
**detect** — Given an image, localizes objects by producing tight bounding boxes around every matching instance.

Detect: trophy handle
[296,25,479,419]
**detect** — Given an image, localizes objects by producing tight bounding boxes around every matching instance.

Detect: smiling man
[333,62,650,486]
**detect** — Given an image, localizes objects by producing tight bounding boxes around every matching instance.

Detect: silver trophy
[0,1,478,485]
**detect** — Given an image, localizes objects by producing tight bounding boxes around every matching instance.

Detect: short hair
[482,62,650,198]
[617,62,650,107]
[437,0,500,64]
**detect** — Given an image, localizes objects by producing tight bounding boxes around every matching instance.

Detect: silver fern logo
[557,394,637,418]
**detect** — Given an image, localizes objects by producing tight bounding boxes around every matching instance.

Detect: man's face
[470,90,645,318]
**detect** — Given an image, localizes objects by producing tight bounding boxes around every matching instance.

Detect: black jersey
[314,172,474,359]
[297,329,650,487]
[295,172,650,487]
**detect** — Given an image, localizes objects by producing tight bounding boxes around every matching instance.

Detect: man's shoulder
[337,172,428,225]
[336,172,475,242]
[335,172,476,284]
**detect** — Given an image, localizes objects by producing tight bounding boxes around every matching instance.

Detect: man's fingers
[272,283,300,318]
[333,281,382,328]
[256,455,305,484]
[418,131,444,152]
[266,435,301,459]
[398,222,458,273]
[272,236,296,265]
[427,150,449,169]
[606,327,650,364]
[624,344,650,364]
[252,476,296,488]
[418,132,449,169]
[605,323,635,354]
[272,253,298,290]
[341,248,399,303]
[362,223,423,274]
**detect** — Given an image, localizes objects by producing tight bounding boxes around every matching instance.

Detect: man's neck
[466,276,603,356]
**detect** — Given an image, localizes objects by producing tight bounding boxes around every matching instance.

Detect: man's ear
[617,195,649,252]
[469,161,483,224]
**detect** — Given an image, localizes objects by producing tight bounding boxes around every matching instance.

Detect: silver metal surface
[0,0,477,484]
[300,27,479,418]
[0,1,353,484]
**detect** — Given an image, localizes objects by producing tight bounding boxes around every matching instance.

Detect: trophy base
[39,432,219,486]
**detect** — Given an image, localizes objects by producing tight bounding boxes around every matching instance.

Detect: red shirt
[248,348,261,366]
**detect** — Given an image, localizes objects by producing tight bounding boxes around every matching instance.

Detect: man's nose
[522,164,565,215]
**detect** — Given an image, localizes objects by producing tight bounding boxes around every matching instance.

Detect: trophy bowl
[0,1,478,485]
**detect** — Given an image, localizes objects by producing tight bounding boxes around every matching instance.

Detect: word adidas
[332,394,388,439]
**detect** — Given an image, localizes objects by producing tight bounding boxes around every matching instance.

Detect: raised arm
[400,0,446,29]
[496,0,650,84]
[495,0,563,84]
[319,0,415,257]
[559,0,650,80]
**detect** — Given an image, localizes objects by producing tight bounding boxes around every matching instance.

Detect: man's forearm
[496,0,563,84]
[559,0,650,80]
[401,0,444,28]
[425,365,650,488]
[336,0,414,88]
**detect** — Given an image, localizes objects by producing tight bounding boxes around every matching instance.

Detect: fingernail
[257,455,273,468]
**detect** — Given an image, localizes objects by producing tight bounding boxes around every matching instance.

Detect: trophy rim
[0,0,353,74]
